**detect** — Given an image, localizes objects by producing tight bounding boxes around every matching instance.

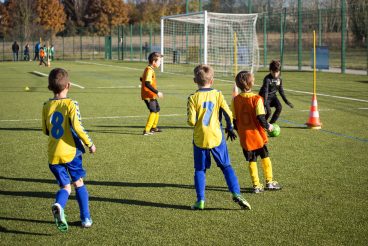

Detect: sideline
[31,71,85,89]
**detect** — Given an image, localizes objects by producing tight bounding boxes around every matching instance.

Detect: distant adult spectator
[24,43,30,61]
[12,41,20,61]
[50,45,55,61]
[34,41,41,61]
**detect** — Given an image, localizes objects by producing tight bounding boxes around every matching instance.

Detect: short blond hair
[235,71,254,92]
[193,65,214,86]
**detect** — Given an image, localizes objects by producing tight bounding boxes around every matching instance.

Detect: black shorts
[242,145,269,162]
[144,99,160,113]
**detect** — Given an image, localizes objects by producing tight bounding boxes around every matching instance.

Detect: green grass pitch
[0,60,367,245]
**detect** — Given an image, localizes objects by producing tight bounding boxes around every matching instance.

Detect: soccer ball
[269,124,281,137]
[24,86,30,92]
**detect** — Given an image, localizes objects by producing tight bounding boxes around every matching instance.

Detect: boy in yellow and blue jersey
[187,64,251,210]
[42,68,96,232]
[141,52,164,135]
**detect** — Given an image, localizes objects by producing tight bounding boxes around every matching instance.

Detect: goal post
[160,11,259,76]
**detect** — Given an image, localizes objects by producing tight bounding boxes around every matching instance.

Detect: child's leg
[152,101,160,128]
[248,161,261,187]
[269,97,282,124]
[144,100,157,132]
[74,179,91,221]
[220,165,240,194]
[194,169,206,202]
[261,157,273,183]
[55,186,71,208]
[193,145,211,202]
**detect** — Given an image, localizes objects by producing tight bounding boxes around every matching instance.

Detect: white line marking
[32,71,85,89]
[358,108,368,110]
[74,62,368,103]
[0,114,186,123]
[96,86,137,89]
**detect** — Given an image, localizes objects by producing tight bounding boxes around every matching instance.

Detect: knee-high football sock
[75,185,91,221]
[221,166,241,194]
[145,112,156,132]
[261,157,273,183]
[55,189,69,208]
[194,170,206,202]
[248,162,260,187]
[152,112,159,128]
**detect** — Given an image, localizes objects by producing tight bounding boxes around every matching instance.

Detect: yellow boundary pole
[313,30,316,95]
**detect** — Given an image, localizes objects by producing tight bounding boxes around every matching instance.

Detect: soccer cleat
[51,203,68,232]
[252,184,264,194]
[150,127,162,133]
[81,218,93,228]
[265,181,282,191]
[232,194,251,210]
[191,200,205,210]
[143,130,153,136]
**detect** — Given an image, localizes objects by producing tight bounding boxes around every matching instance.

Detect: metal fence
[1,7,367,75]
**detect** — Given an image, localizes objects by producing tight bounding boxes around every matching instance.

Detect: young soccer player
[42,68,96,232]
[39,47,47,66]
[259,60,293,124]
[140,52,164,135]
[232,71,281,193]
[187,64,251,210]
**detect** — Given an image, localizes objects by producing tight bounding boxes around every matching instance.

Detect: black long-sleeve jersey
[259,73,290,105]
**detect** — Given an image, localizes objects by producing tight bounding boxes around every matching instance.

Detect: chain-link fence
[1,6,367,74]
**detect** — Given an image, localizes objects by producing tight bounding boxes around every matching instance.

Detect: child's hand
[157,91,164,98]
[268,124,274,132]
[89,144,96,154]
[225,128,237,141]
[287,102,294,108]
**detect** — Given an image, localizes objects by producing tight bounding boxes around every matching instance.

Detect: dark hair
[148,52,163,64]
[235,71,254,91]
[48,68,69,94]
[193,64,214,86]
[269,60,281,72]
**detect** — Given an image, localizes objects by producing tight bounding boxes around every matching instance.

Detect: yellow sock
[261,157,273,183]
[248,162,260,187]
[152,112,159,128]
[145,112,156,132]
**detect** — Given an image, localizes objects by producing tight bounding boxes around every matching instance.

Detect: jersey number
[202,101,214,126]
[51,112,64,139]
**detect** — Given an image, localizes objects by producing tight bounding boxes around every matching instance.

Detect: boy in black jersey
[259,60,294,124]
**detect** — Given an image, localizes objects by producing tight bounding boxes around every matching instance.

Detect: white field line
[0,114,186,123]
[75,62,368,103]
[32,71,85,89]
[96,86,137,89]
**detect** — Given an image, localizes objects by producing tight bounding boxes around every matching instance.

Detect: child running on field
[42,68,96,232]
[187,64,251,210]
[140,52,164,135]
[232,71,281,193]
[259,60,294,124]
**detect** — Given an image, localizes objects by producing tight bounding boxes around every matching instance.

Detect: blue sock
[194,170,206,202]
[221,166,241,194]
[55,189,69,208]
[75,185,90,221]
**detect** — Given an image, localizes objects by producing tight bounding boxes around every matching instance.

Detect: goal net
[160,11,259,77]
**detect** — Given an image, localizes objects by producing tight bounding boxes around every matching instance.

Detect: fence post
[140,23,143,61]
[80,34,83,60]
[62,35,64,60]
[318,6,322,46]
[130,24,133,61]
[264,13,267,67]
[341,0,346,74]
[297,0,302,71]
[2,38,4,61]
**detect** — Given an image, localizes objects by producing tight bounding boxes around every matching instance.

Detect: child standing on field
[39,47,47,66]
[187,64,251,210]
[259,60,294,124]
[42,68,96,232]
[232,71,281,193]
[140,52,164,135]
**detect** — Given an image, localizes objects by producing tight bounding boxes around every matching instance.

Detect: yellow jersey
[187,88,233,149]
[42,98,93,164]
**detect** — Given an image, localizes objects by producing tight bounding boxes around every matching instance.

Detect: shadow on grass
[278,126,308,130]
[0,176,229,192]
[0,127,41,132]
[0,225,51,236]
[93,125,191,130]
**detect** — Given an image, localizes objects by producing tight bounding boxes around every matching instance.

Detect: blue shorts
[193,139,230,171]
[49,155,86,187]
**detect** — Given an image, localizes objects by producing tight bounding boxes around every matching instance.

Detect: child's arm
[260,77,270,105]
[278,79,294,108]
[69,101,94,149]
[187,96,196,126]
[219,93,237,141]
[256,97,273,131]
[41,104,49,136]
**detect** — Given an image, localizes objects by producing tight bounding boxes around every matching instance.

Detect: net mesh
[161,12,259,76]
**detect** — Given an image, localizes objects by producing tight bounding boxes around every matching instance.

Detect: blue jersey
[42,98,93,164]
[187,88,233,149]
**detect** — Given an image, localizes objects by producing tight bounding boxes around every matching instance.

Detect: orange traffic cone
[306,94,322,129]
